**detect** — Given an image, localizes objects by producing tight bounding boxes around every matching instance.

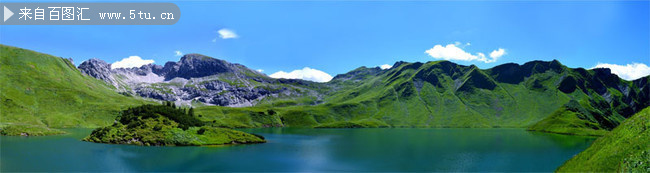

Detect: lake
[0,128,594,172]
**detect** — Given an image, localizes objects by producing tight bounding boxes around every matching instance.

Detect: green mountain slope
[556,107,650,172]
[315,61,562,127]
[192,60,648,133]
[1,45,647,138]
[316,60,647,130]
[0,45,150,135]
[529,75,649,136]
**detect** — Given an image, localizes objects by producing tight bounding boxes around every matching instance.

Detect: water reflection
[2,128,595,172]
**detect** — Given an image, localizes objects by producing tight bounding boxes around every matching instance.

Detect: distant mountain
[162,54,249,80]
[2,44,648,137]
[78,54,326,107]
[315,60,648,134]
[528,68,649,135]
[72,50,650,134]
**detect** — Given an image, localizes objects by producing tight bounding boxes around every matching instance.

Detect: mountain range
[77,54,325,107]
[1,44,648,137]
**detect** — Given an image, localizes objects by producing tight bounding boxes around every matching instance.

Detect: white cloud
[269,67,333,82]
[217,28,238,40]
[592,62,650,81]
[489,48,506,59]
[379,64,392,70]
[453,41,471,47]
[452,41,471,48]
[174,51,183,56]
[256,69,264,72]
[424,43,503,63]
[111,56,154,69]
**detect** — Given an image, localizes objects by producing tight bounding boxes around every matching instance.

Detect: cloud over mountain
[593,62,650,80]
[269,67,333,82]
[425,42,505,63]
[111,56,154,69]
[379,64,392,69]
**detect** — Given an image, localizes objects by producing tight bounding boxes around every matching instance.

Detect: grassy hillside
[529,74,648,136]
[1,44,647,139]
[319,61,568,128]
[557,107,650,172]
[527,103,608,136]
[313,60,647,131]
[191,60,647,133]
[194,103,390,128]
[0,45,150,135]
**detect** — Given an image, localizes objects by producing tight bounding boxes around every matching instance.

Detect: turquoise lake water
[0,128,595,172]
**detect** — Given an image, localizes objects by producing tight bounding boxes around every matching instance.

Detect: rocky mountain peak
[78,58,115,85]
[80,58,111,68]
[75,54,316,107]
[78,54,257,84]
[180,53,211,61]
[165,54,238,80]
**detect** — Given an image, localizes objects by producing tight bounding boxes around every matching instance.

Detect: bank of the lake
[1,128,594,172]
[0,124,66,136]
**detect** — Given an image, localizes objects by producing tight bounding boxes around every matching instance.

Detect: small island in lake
[83,102,266,146]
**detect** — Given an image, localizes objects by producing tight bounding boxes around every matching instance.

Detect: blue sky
[2,1,649,81]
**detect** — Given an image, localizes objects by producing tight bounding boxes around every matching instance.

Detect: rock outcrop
[78,59,116,86]
[78,54,324,107]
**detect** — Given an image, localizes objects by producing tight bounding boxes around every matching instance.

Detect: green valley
[191,60,648,138]
[2,44,648,137]
[2,1,647,172]
[0,44,648,171]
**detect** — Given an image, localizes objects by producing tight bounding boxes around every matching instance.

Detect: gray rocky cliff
[78,54,324,107]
